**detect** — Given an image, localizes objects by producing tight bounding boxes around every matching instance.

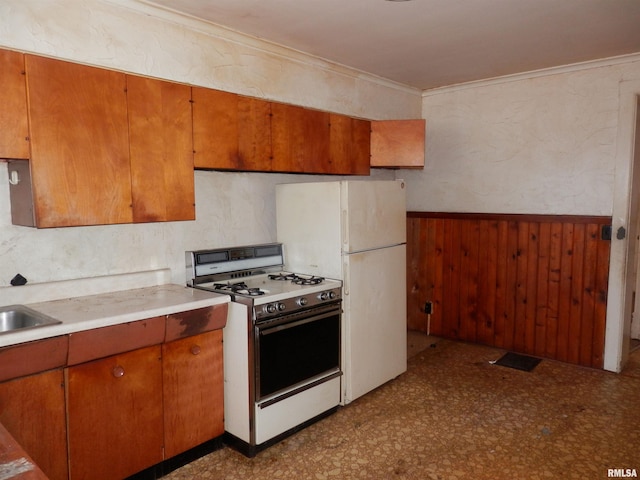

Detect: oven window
[257,310,340,399]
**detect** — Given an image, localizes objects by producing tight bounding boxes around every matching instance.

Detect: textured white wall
[404,64,640,371]
[0,0,414,288]
[404,60,640,215]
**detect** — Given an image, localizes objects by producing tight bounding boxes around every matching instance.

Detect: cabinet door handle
[190,345,201,356]
[112,365,125,378]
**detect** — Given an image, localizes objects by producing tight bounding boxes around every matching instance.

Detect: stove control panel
[255,287,342,321]
[318,291,337,301]
[264,302,287,314]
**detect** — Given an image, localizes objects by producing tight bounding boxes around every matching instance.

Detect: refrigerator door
[342,243,407,404]
[342,179,406,254]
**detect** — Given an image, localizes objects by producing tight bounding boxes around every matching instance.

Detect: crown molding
[110,0,421,96]
[422,53,640,97]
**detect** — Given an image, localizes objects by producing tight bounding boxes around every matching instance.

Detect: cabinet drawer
[165,304,228,342]
[0,336,68,382]
[67,316,165,365]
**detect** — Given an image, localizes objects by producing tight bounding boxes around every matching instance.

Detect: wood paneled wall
[407,212,612,369]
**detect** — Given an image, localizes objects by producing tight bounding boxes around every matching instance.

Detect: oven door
[255,302,341,406]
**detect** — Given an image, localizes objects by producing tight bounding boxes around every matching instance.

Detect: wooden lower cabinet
[66,345,164,480]
[162,329,224,458]
[0,369,68,480]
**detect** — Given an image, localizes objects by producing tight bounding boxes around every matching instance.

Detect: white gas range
[185,243,342,457]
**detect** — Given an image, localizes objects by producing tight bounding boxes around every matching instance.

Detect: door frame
[606,80,640,372]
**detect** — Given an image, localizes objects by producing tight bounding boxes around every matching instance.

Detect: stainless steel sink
[0,305,61,334]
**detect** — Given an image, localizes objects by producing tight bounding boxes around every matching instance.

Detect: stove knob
[319,292,329,301]
[329,291,337,300]
[277,302,286,311]
[265,304,277,314]
[297,297,308,306]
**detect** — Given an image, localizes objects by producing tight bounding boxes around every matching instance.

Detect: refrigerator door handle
[343,258,350,295]
[341,209,348,250]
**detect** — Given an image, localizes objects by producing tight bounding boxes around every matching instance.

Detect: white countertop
[0,284,230,348]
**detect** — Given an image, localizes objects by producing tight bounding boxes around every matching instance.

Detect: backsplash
[0,269,171,306]
[0,168,395,290]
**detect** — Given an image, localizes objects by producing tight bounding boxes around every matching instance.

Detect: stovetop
[194,272,342,305]
[186,243,342,320]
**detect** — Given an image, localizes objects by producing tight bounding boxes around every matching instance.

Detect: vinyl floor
[164,333,640,479]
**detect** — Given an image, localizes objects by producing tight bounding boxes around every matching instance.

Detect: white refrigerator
[276,179,407,404]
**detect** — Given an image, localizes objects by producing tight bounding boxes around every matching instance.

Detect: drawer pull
[112,365,125,378]
[190,345,201,356]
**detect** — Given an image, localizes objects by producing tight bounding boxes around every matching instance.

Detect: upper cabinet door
[370,119,425,169]
[192,87,271,171]
[271,103,330,173]
[237,95,273,171]
[0,49,29,159]
[127,75,195,222]
[329,113,370,175]
[25,55,132,227]
[192,88,238,170]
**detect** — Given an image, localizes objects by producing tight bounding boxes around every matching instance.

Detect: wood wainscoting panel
[407,213,611,369]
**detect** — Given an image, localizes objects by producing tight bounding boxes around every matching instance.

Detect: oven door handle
[259,310,339,336]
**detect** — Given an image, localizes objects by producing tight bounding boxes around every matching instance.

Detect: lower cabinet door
[0,369,68,480]
[162,329,224,458]
[66,345,163,480]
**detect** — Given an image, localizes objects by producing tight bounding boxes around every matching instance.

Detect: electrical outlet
[424,301,433,314]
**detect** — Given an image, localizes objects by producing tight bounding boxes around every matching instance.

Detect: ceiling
[141,0,640,90]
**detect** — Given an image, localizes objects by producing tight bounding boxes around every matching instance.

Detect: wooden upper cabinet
[0,49,29,159]
[25,54,132,227]
[193,87,271,171]
[370,119,425,168]
[127,75,195,222]
[17,54,196,227]
[193,90,372,175]
[193,88,237,169]
[237,95,273,171]
[329,113,370,175]
[271,103,330,173]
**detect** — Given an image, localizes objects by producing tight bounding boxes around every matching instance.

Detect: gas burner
[268,273,325,285]
[214,282,266,296]
[292,275,324,285]
[236,287,265,297]
[268,273,298,281]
